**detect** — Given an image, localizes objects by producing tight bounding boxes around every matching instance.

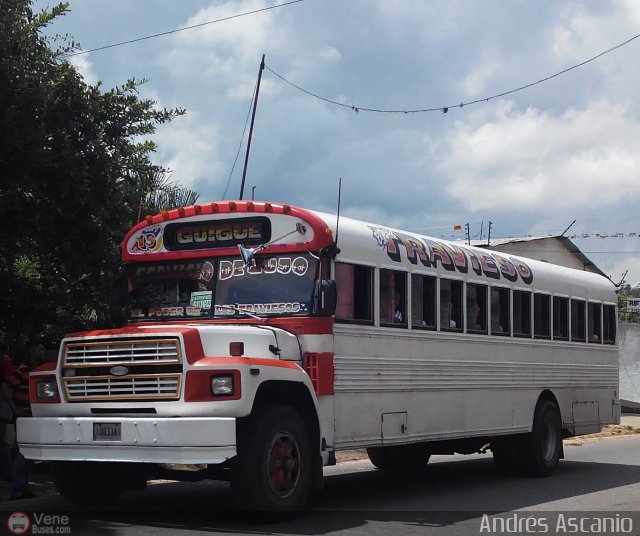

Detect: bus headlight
[36,380,58,399]
[211,375,234,396]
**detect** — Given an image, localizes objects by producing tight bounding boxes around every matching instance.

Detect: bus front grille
[63,338,181,366]
[61,337,183,401]
[64,374,181,401]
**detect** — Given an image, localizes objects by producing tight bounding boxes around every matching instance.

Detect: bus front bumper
[17,416,237,465]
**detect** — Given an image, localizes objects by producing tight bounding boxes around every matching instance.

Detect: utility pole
[251,185,256,201]
[239,54,265,200]
[465,223,470,245]
[487,221,493,246]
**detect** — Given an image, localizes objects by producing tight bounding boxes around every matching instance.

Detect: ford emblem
[110,365,129,377]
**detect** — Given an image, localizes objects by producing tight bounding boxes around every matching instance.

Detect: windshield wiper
[214,304,266,322]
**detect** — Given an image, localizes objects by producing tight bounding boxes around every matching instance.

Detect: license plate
[93,422,121,441]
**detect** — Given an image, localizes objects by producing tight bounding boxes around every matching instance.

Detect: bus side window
[380,269,407,327]
[335,262,373,323]
[466,283,487,334]
[603,304,617,344]
[411,275,436,330]
[440,279,462,331]
[570,299,586,342]
[514,290,532,337]
[534,293,551,339]
[491,287,510,336]
[588,302,602,343]
[553,296,569,340]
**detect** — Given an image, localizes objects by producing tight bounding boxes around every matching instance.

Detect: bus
[18,200,620,514]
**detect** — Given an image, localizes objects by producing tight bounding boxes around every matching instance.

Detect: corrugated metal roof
[471,235,607,278]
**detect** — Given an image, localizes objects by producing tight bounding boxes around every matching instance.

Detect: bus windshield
[125,254,318,321]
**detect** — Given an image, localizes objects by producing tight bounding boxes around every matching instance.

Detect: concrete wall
[619,322,640,403]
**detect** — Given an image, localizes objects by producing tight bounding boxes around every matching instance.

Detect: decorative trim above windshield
[122,201,334,262]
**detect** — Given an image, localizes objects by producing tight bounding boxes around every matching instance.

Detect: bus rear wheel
[366,444,431,470]
[232,404,313,517]
[522,399,562,477]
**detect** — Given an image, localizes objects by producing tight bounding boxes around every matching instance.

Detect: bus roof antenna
[333,178,342,256]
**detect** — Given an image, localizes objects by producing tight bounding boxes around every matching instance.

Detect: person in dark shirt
[0,341,15,479]
[9,342,46,499]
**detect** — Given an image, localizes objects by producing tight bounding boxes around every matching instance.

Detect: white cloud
[463,61,500,96]
[316,46,341,63]
[553,0,640,61]
[441,99,640,211]
[69,54,97,85]
[154,114,225,191]
[551,0,640,104]
[163,0,289,100]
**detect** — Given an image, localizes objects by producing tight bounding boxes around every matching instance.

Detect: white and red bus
[18,200,619,513]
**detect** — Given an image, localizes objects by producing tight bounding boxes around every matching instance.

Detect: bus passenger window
[440,279,462,331]
[588,302,602,343]
[466,283,487,334]
[513,290,532,337]
[335,263,373,323]
[412,275,436,329]
[553,296,569,340]
[534,293,551,339]
[603,304,616,344]
[491,287,510,336]
[380,269,407,327]
[570,299,586,342]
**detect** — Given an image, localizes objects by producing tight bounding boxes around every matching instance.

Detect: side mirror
[316,279,337,317]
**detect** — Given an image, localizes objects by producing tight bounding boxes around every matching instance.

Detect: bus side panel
[332,326,618,448]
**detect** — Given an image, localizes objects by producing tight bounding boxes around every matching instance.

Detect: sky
[35,0,640,286]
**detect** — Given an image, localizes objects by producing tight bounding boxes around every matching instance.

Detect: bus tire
[51,461,126,506]
[522,399,562,477]
[366,444,431,470]
[232,404,313,517]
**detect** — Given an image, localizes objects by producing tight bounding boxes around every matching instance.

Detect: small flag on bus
[453,224,463,231]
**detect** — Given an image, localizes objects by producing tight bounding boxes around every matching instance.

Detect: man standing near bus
[8,342,46,499]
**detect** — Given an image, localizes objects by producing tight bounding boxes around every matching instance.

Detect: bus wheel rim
[267,432,301,498]
[542,417,557,462]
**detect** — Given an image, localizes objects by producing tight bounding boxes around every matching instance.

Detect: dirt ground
[335,414,640,463]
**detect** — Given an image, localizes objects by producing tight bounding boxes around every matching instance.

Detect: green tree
[0,1,194,351]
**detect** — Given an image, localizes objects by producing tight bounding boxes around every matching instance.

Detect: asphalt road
[2,435,640,536]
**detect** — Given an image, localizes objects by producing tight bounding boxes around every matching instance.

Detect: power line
[59,0,304,58]
[265,31,640,114]
[222,80,258,200]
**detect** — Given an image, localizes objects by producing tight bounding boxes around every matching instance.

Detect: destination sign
[163,218,270,251]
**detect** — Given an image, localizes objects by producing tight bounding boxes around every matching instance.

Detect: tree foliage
[0,1,193,351]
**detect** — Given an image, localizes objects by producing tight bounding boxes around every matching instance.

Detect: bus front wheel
[232,404,313,516]
[522,399,562,477]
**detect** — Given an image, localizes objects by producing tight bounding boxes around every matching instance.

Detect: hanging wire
[222,80,258,199]
[60,0,304,58]
[265,31,640,114]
